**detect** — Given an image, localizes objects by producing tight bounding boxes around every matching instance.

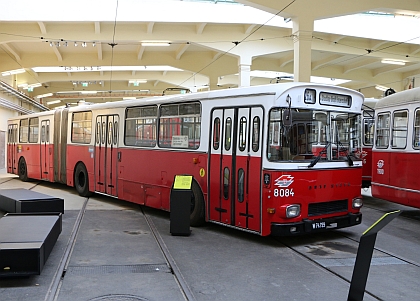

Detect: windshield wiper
[308,141,331,168]
[336,140,354,166]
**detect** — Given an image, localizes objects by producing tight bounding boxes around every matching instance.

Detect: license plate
[312,222,326,229]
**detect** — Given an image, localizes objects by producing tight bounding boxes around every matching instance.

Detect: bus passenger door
[94,115,119,197]
[40,120,51,180]
[234,107,263,233]
[209,108,234,225]
[7,124,18,174]
[209,107,263,233]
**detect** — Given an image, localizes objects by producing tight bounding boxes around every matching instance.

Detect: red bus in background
[7,83,364,236]
[372,87,420,208]
[360,98,377,188]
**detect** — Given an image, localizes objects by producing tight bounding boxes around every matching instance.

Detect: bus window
[29,117,39,143]
[96,122,100,144]
[108,122,113,145]
[225,117,232,151]
[19,119,29,143]
[213,117,220,150]
[237,168,244,203]
[159,102,201,149]
[41,125,46,143]
[46,123,50,142]
[101,122,106,144]
[71,111,92,144]
[238,116,247,152]
[223,167,230,199]
[113,121,118,145]
[391,110,408,148]
[125,105,157,147]
[252,116,260,152]
[363,118,374,145]
[414,109,420,149]
[376,113,390,148]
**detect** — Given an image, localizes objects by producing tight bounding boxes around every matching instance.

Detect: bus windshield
[268,108,361,162]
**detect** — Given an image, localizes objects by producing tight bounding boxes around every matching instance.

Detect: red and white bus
[359,98,377,188]
[372,87,420,208]
[7,83,364,236]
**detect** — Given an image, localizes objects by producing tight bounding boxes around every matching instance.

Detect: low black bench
[0,213,62,277]
[0,188,64,214]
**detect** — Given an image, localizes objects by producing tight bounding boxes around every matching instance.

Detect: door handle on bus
[118,152,122,162]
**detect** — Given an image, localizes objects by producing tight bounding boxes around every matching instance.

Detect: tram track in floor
[141,206,196,301]
[272,235,384,301]
[44,195,88,301]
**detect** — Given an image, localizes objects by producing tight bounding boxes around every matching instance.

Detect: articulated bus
[372,87,420,208]
[360,98,377,188]
[7,83,364,236]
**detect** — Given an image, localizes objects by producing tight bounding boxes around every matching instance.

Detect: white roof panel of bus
[376,87,420,109]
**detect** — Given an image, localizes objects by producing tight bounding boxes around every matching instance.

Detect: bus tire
[190,180,205,227]
[74,163,92,197]
[18,157,28,182]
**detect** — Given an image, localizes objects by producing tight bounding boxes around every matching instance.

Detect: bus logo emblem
[274,175,294,188]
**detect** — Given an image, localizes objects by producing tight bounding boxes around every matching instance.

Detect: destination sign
[319,92,351,108]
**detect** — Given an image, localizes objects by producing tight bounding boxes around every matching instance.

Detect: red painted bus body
[372,88,420,208]
[7,83,364,236]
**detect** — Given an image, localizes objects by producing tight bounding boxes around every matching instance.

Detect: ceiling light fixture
[81,91,97,94]
[74,42,78,47]
[375,85,389,91]
[46,99,61,105]
[82,42,87,47]
[1,69,25,76]
[381,59,406,65]
[141,41,171,47]
[129,79,147,83]
[36,93,53,98]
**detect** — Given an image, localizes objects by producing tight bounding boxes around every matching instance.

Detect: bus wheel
[18,157,28,182]
[74,163,92,197]
[190,181,205,226]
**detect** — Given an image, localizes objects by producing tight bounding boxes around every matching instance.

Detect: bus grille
[308,200,348,217]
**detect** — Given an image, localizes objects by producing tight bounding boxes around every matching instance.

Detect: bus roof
[8,82,364,120]
[375,87,420,110]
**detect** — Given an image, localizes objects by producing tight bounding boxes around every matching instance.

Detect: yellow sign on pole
[173,175,193,190]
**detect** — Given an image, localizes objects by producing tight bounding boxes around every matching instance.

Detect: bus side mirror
[283,109,292,126]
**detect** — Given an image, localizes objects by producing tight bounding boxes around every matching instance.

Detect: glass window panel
[414,110,420,149]
[375,113,390,148]
[238,117,247,152]
[213,118,220,150]
[237,169,244,203]
[225,117,232,151]
[252,116,260,152]
[223,167,229,200]
[391,110,408,149]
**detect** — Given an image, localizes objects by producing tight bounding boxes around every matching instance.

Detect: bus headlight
[352,198,363,209]
[286,204,301,218]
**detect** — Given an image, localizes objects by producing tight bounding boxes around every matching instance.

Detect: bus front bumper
[270,213,362,236]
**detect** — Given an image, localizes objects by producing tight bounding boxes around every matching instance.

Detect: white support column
[292,18,314,83]
[238,56,252,87]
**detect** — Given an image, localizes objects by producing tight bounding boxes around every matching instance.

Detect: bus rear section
[7,112,56,182]
[371,87,420,208]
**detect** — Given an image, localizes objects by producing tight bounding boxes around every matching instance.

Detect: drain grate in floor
[67,264,171,275]
[315,256,408,267]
